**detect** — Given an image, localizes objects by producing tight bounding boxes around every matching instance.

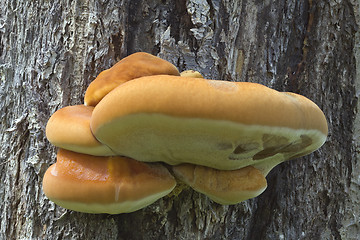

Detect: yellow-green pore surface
[91,76,328,174]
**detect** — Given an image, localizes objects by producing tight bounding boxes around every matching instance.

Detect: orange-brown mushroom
[42,149,176,214]
[43,53,329,212]
[172,164,267,205]
[84,52,180,106]
[46,105,114,156]
[90,75,328,175]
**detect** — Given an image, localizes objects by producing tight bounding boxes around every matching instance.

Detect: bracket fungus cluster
[43,52,328,214]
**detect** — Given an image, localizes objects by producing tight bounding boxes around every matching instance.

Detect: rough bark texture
[0,0,359,239]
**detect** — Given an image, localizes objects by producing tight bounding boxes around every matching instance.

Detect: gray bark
[0,0,359,239]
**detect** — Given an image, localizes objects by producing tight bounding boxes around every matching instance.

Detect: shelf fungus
[43,149,176,214]
[91,75,328,175]
[172,164,267,205]
[46,105,115,156]
[43,52,328,214]
[84,52,180,107]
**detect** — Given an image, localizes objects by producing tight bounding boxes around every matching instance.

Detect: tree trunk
[1,0,359,239]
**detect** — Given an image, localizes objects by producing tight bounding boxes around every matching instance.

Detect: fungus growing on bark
[46,105,114,156]
[84,52,180,106]
[43,52,328,212]
[42,149,176,214]
[91,75,328,175]
[172,164,267,204]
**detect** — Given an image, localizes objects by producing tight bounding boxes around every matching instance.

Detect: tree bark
[0,0,359,239]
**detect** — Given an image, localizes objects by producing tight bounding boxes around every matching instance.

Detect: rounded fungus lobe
[46,105,114,156]
[84,52,180,106]
[180,70,204,78]
[91,76,328,174]
[172,164,267,205]
[42,149,176,214]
